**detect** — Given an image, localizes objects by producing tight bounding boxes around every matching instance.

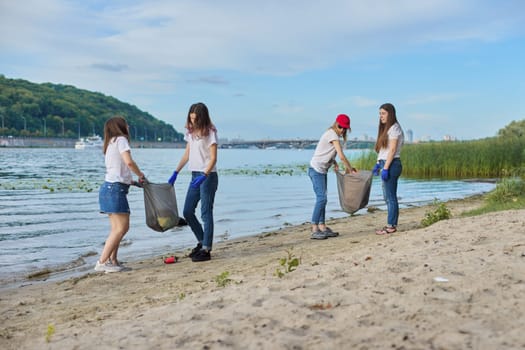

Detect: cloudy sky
[1,0,524,141]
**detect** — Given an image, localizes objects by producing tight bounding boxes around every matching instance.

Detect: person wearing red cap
[372,103,404,235]
[308,114,357,240]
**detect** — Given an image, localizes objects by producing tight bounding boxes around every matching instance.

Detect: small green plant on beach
[466,176,525,215]
[275,249,301,278]
[486,177,525,204]
[45,324,55,343]
[421,199,451,227]
[214,271,232,288]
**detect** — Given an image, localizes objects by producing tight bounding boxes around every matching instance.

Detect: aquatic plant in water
[220,163,308,176]
[0,178,98,192]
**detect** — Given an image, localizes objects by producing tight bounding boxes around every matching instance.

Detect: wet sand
[1,196,524,349]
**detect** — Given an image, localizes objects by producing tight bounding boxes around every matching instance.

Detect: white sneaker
[94,260,123,273]
[111,261,132,272]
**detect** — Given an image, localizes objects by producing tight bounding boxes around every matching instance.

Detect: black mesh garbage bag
[142,181,179,232]
[336,171,373,214]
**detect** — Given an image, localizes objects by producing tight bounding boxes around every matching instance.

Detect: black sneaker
[188,243,202,258]
[191,249,211,262]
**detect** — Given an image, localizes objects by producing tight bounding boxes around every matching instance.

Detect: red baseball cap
[336,114,350,129]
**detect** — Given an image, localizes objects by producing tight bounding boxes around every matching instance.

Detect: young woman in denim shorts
[95,116,145,273]
[308,114,357,240]
[168,102,218,262]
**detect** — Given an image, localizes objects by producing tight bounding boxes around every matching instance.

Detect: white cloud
[1,0,524,140]
[90,63,129,72]
[271,102,305,115]
[350,96,379,108]
[3,0,524,78]
[185,76,230,85]
[404,93,463,106]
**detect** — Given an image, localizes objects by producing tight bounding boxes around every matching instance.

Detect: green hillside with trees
[0,75,183,142]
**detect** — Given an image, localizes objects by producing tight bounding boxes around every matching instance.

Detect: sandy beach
[1,196,524,350]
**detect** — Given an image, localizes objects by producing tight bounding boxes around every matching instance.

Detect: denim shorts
[99,181,130,214]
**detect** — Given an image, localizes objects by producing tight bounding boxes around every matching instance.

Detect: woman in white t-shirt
[168,103,218,262]
[308,114,356,240]
[95,116,145,273]
[372,103,404,235]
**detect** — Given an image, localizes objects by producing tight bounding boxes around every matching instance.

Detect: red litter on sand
[164,256,177,264]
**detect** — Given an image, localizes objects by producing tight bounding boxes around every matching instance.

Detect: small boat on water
[75,135,103,149]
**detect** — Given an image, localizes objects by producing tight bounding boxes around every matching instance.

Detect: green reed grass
[352,137,525,179]
[350,150,377,170]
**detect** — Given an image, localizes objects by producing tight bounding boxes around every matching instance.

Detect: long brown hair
[185,102,216,137]
[103,116,130,154]
[374,103,399,152]
[330,122,349,143]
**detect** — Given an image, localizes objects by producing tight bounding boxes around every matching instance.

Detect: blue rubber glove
[190,174,207,188]
[381,169,389,181]
[168,170,178,185]
[372,163,381,176]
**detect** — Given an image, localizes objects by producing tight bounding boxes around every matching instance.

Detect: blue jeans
[379,158,402,227]
[308,167,327,225]
[183,171,218,251]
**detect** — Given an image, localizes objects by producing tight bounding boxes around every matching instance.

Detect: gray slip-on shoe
[322,227,339,237]
[310,230,328,240]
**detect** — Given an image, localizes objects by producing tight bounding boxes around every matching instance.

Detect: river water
[0,147,495,285]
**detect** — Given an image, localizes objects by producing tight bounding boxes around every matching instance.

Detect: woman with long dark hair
[373,103,404,235]
[168,103,218,262]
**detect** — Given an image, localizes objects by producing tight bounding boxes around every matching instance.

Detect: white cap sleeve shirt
[185,129,218,172]
[104,136,133,184]
[310,128,339,174]
[377,123,404,161]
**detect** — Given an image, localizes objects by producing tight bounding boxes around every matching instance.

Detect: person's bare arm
[121,150,144,179]
[332,141,356,174]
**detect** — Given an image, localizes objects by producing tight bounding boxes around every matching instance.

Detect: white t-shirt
[185,129,218,172]
[310,128,340,174]
[377,123,404,161]
[104,136,133,184]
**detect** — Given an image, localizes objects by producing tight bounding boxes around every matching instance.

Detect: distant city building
[360,133,376,142]
[406,129,413,143]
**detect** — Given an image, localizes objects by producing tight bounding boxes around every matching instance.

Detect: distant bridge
[220,139,375,150]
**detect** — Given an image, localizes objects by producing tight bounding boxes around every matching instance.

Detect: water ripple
[0,148,495,282]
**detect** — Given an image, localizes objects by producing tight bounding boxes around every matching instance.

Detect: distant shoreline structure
[74,135,103,150]
[0,136,376,150]
[0,136,186,149]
